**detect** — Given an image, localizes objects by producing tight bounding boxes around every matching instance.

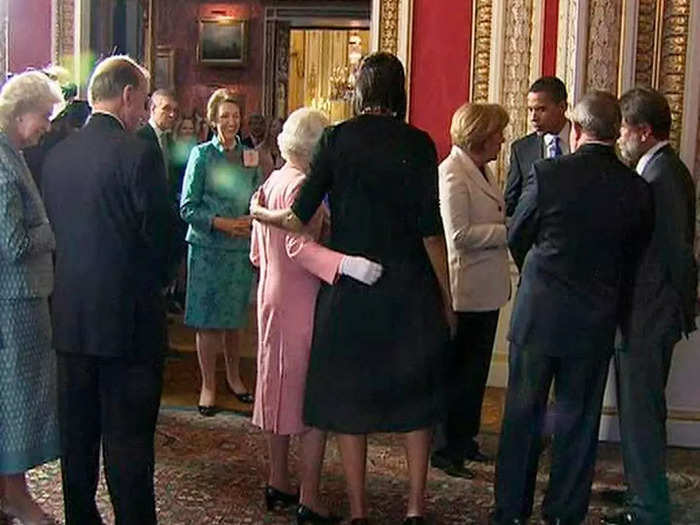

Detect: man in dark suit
[601,88,696,525]
[137,89,186,312]
[493,91,653,525]
[137,89,178,190]
[504,76,570,217]
[42,56,176,525]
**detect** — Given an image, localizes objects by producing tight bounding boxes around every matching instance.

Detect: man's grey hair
[150,89,177,110]
[88,55,148,106]
[570,90,621,141]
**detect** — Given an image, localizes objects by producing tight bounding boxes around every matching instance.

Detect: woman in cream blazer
[432,102,511,477]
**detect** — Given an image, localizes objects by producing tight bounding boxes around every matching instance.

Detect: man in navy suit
[504,76,570,217]
[42,56,176,525]
[602,88,696,525]
[493,92,653,525]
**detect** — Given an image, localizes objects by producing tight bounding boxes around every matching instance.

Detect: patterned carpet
[22,406,700,524]
[19,321,700,524]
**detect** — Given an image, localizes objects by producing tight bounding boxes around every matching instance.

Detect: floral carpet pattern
[23,409,700,524]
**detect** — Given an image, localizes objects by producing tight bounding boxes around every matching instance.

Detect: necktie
[159,132,171,183]
[550,136,562,158]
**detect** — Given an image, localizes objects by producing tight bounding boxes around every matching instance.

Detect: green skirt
[0,298,60,474]
[185,244,253,329]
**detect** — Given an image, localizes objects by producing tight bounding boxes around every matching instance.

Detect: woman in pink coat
[250,108,382,524]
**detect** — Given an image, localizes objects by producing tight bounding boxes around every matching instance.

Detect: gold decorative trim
[586,0,623,92]
[498,0,534,189]
[634,0,657,87]
[657,0,690,149]
[472,0,493,103]
[53,0,75,65]
[379,0,399,54]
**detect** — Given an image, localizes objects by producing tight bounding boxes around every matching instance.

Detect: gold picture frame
[198,18,248,68]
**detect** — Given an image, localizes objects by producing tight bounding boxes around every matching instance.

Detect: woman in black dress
[251,53,454,525]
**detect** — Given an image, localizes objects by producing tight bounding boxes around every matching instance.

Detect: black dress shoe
[350,520,369,525]
[403,517,427,524]
[226,382,254,404]
[296,504,341,524]
[599,488,629,506]
[466,449,492,463]
[600,511,636,524]
[545,518,580,525]
[197,405,217,417]
[430,452,475,479]
[264,485,298,511]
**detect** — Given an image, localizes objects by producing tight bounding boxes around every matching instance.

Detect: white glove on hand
[339,256,383,285]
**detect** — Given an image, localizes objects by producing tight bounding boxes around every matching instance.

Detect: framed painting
[199,18,248,67]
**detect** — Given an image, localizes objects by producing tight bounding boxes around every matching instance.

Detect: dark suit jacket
[508,143,653,357]
[42,113,177,359]
[622,144,697,346]
[504,132,544,217]
[137,123,172,184]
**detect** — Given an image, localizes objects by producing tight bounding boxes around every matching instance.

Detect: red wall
[8,0,52,73]
[155,1,265,120]
[409,0,473,161]
[542,0,559,76]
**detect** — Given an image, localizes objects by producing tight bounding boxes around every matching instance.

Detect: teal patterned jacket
[0,132,54,298]
[180,134,260,252]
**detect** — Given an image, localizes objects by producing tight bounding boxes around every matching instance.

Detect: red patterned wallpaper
[155,0,265,120]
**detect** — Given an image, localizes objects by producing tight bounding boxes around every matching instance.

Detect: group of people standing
[0,49,694,525]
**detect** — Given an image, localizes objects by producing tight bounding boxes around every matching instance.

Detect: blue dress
[180,135,260,329]
[0,133,59,473]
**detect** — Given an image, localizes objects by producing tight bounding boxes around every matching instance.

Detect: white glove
[339,256,383,285]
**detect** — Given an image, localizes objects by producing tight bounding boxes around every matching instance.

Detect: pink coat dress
[250,164,344,435]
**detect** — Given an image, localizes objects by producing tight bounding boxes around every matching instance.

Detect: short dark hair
[528,76,568,104]
[353,52,407,120]
[619,87,671,140]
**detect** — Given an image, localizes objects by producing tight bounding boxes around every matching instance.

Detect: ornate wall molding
[52,0,75,65]
[378,0,399,55]
[658,0,690,149]
[634,0,657,87]
[471,0,493,103]
[586,0,623,92]
[556,0,588,103]
[498,0,533,188]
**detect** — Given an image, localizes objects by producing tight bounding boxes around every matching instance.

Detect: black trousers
[494,343,610,523]
[57,352,164,525]
[615,330,677,525]
[437,310,499,460]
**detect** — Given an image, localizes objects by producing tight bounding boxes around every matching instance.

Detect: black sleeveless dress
[292,114,449,433]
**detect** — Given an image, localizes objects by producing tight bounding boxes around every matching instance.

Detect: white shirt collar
[148,117,167,139]
[92,110,125,130]
[543,121,571,157]
[636,140,669,175]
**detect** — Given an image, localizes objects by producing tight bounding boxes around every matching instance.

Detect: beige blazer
[439,145,511,312]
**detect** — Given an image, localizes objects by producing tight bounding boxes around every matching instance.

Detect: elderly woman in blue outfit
[0,71,64,524]
[180,89,261,415]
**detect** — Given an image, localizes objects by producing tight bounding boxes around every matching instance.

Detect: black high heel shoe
[226,381,254,404]
[264,485,298,511]
[197,405,217,417]
[296,504,342,524]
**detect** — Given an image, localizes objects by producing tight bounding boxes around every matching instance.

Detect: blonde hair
[206,88,241,126]
[0,71,64,130]
[88,55,148,106]
[450,102,509,152]
[278,108,329,165]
